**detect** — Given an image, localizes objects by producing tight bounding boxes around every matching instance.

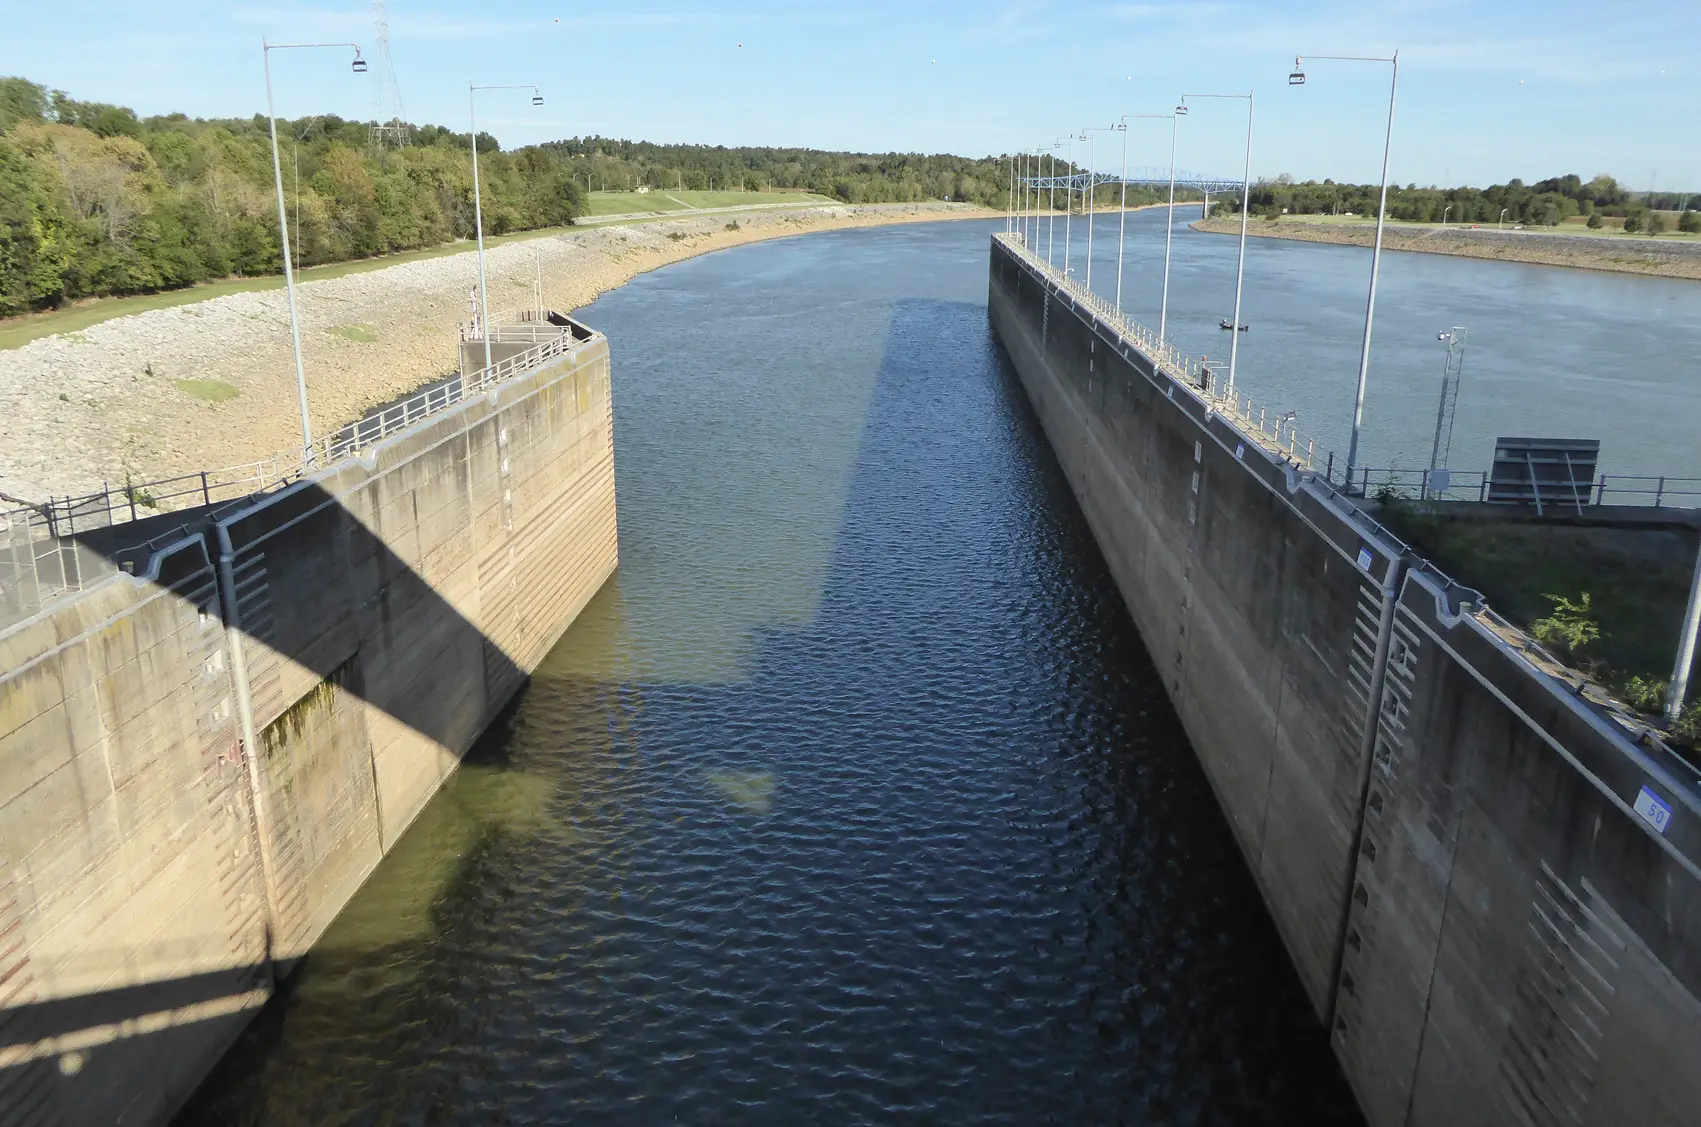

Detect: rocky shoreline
[0,202,990,503]
[1191,217,1701,280]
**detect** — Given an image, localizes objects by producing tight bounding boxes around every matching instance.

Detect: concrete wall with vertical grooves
[988,235,1403,1018]
[1335,569,1701,1127]
[0,324,617,1125]
[989,234,1701,1126]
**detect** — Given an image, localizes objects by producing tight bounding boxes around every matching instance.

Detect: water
[179,217,1692,1124]
[1039,207,1701,479]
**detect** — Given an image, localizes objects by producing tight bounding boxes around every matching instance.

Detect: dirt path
[0,202,990,503]
[1191,217,1701,280]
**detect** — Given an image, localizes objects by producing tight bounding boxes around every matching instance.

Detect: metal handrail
[1353,467,1701,509]
[2,321,596,625]
[997,232,1323,471]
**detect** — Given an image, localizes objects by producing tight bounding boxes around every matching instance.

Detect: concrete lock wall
[987,235,1701,1126]
[0,326,618,1125]
[987,236,1404,1017]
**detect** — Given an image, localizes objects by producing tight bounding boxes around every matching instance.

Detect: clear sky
[4,0,1697,189]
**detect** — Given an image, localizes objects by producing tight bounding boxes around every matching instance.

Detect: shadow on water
[174,230,1363,1125]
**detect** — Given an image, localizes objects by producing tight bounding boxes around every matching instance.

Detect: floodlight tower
[369,0,409,150]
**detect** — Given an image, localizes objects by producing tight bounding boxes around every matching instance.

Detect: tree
[1623,211,1641,233]
[0,76,47,132]
[1586,212,1604,229]
[1644,210,1672,235]
[1681,210,1701,234]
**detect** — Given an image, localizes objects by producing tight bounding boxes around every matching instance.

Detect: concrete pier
[987,232,1701,1127]
[0,318,618,1124]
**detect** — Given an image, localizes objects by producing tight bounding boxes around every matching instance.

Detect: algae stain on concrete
[174,378,241,404]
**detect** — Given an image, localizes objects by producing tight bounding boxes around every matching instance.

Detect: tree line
[0,76,1041,318]
[1209,171,1700,231]
[0,77,589,317]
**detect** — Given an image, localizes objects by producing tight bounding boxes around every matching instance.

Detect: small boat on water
[1218,318,1249,331]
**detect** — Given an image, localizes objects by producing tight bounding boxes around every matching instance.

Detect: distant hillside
[0,77,586,316]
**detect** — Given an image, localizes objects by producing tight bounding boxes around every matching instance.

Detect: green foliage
[1644,210,1673,235]
[724,219,740,231]
[1530,592,1601,657]
[0,76,590,314]
[0,77,46,132]
[1676,702,1701,744]
[328,323,379,343]
[1243,170,1636,226]
[1681,210,1701,234]
[1622,211,1641,233]
[173,377,240,403]
[1586,211,1604,229]
[1617,675,1668,714]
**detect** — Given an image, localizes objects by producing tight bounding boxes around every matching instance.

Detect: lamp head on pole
[1174,100,1188,115]
[1288,57,1306,85]
[531,89,544,106]
[352,49,368,73]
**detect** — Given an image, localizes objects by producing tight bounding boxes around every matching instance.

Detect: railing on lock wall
[995,233,1322,473]
[2,320,595,627]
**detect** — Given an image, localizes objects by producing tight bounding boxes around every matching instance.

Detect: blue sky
[4,0,1697,188]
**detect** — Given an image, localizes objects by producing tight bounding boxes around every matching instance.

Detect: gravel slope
[0,202,987,503]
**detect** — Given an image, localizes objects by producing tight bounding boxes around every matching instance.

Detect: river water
[1040,206,1701,481]
[178,217,1693,1125]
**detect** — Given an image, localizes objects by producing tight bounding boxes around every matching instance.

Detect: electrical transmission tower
[369,0,409,151]
[1424,327,1469,498]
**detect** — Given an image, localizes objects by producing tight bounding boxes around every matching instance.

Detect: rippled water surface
[180,220,1368,1125]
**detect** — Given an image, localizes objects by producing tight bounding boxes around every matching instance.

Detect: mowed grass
[174,378,241,404]
[582,189,835,215]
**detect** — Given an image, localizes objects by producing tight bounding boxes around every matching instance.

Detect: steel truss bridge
[1019,167,1244,194]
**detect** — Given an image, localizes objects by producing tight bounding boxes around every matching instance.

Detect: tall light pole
[1499,207,1509,230]
[1118,112,1179,336]
[1047,135,1061,268]
[1290,51,1398,487]
[1441,203,1451,226]
[1178,90,1254,393]
[264,39,365,461]
[1063,133,1086,279]
[1082,126,1118,292]
[469,82,544,375]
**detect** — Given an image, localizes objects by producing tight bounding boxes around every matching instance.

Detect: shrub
[1530,592,1601,658]
[724,220,741,231]
[1622,211,1641,233]
[1586,212,1604,229]
[1645,211,1673,235]
[1681,210,1701,234]
[1617,675,1667,714]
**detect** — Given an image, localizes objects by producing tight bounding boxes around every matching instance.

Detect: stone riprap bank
[987,233,1700,1127]
[0,320,617,1125]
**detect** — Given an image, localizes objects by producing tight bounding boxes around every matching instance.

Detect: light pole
[1063,133,1086,279]
[1499,207,1509,230]
[1441,203,1451,226]
[1290,51,1398,488]
[1178,90,1254,393]
[469,81,544,375]
[1118,112,1179,337]
[1082,126,1119,292]
[264,39,365,461]
[1052,137,1071,269]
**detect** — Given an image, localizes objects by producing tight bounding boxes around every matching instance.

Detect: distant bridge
[1020,167,1244,194]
